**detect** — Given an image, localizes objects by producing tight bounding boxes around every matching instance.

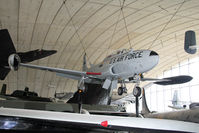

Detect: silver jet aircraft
[8,48,159,96]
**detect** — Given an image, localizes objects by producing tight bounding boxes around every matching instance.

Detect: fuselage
[88,49,159,80]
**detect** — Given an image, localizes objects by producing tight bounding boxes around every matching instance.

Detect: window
[145,56,199,112]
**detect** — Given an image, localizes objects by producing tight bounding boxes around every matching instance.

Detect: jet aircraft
[168,90,199,110]
[8,48,159,97]
[0,29,192,103]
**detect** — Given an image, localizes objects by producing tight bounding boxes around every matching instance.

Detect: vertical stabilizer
[0,29,16,80]
[172,90,178,106]
[82,53,88,71]
[168,90,186,109]
[141,88,151,115]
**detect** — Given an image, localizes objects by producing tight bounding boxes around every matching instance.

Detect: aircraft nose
[148,50,159,68]
[149,51,158,56]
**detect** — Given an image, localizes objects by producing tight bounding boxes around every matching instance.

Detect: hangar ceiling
[0,0,198,97]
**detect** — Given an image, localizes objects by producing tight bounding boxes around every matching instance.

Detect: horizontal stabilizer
[0,29,57,80]
[17,49,57,63]
[168,105,185,110]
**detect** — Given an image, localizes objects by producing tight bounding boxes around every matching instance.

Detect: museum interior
[0,0,199,132]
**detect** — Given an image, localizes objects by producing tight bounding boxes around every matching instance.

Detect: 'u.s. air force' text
[109,51,143,64]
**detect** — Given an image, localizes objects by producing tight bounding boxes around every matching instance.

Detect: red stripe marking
[101,121,108,127]
[86,72,101,75]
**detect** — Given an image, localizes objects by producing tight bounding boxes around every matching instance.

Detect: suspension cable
[121,0,132,49]
[106,2,122,57]
[63,0,91,65]
[148,0,186,50]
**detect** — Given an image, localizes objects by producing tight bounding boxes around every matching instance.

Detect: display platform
[0,99,123,113]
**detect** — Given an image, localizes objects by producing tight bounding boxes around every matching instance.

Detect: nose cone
[149,50,159,69]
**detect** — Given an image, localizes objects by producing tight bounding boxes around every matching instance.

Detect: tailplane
[0,29,57,80]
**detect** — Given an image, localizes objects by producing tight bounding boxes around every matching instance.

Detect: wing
[20,63,102,81]
[122,75,192,85]
[0,107,198,133]
[152,75,193,85]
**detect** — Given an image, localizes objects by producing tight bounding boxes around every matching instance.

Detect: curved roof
[0,0,198,97]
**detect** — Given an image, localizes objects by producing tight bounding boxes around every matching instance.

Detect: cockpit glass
[149,51,158,56]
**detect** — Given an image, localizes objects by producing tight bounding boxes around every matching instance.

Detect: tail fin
[141,88,151,115]
[24,87,29,92]
[0,29,16,80]
[1,84,7,95]
[0,29,57,80]
[172,90,178,106]
[82,53,88,71]
[168,90,184,109]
